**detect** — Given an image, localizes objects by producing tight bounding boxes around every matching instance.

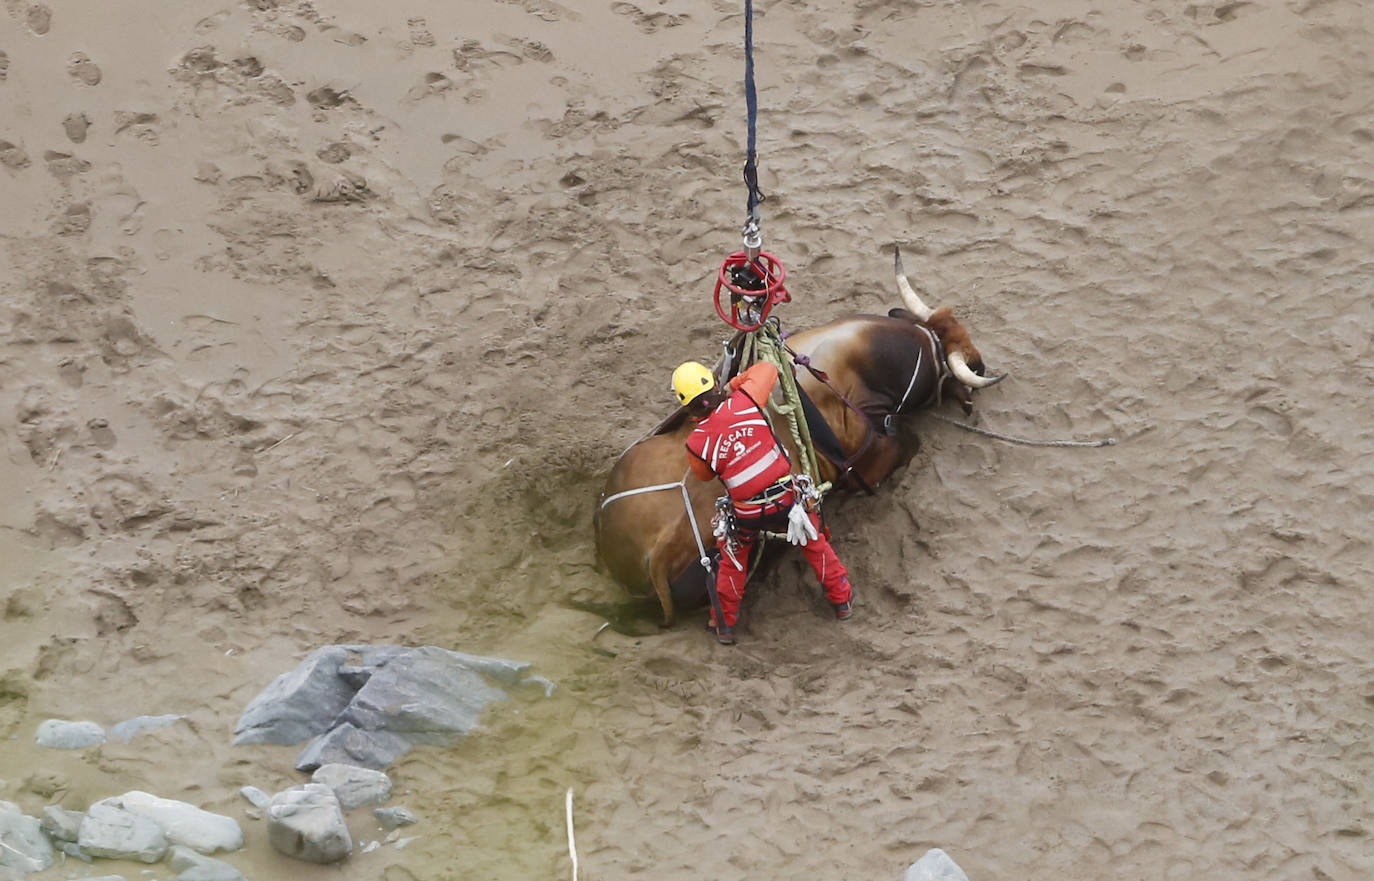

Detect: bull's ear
[888,307,919,323]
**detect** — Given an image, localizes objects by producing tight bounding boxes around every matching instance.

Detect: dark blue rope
[742,0,766,220]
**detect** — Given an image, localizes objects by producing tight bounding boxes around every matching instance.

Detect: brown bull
[594,250,1003,624]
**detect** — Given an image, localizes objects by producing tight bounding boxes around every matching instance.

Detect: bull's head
[893,247,1005,391]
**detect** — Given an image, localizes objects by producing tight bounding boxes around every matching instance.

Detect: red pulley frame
[713,250,790,331]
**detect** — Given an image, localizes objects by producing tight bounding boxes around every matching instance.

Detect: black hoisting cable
[742,0,766,238]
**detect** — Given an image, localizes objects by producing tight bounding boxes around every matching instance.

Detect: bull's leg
[648,554,677,626]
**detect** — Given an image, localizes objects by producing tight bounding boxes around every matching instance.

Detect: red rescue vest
[686,389,792,505]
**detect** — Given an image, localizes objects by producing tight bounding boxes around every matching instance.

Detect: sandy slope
[2,1,1372,879]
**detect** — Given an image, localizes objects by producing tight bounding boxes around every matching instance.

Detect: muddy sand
[2,1,1372,879]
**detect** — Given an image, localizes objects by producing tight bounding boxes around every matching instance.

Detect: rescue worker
[672,359,854,645]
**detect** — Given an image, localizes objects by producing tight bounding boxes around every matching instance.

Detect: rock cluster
[0,794,244,880]
[3,645,542,875]
[233,643,552,770]
[33,713,185,750]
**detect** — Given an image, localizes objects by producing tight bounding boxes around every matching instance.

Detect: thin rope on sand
[929,411,1117,448]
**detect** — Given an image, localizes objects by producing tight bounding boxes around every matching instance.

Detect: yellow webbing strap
[733,323,830,500]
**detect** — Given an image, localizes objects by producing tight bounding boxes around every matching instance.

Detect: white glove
[786,502,818,546]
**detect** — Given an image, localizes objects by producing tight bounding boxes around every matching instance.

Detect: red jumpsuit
[685,362,852,628]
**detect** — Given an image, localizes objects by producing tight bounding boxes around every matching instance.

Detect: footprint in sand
[495,0,571,24]
[611,2,685,34]
[194,9,229,34]
[62,112,90,143]
[0,50,9,82]
[87,418,116,450]
[43,150,91,180]
[52,202,91,235]
[505,36,553,63]
[316,142,351,164]
[0,139,30,169]
[408,17,436,47]
[113,110,159,142]
[406,71,452,101]
[306,86,351,108]
[67,51,101,85]
[26,3,51,34]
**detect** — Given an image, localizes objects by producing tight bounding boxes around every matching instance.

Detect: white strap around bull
[599,476,713,571]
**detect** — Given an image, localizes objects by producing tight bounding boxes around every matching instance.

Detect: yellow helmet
[672,361,716,406]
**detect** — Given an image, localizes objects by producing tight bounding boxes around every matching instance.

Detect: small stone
[78,802,168,863]
[266,784,351,864]
[168,844,247,881]
[904,848,970,881]
[35,718,106,748]
[110,713,183,743]
[294,722,411,772]
[239,786,271,808]
[311,763,392,810]
[373,806,418,829]
[40,804,84,841]
[57,839,93,862]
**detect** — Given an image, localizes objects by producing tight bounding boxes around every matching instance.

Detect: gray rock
[98,791,243,854]
[239,786,271,809]
[109,714,184,743]
[169,844,247,881]
[40,804,84,841]
[293,723,412,772]
[233,645,356,746]
[237,644,544,772]
[34,718,106,749]
[904,848,970,881]
[339,645,509,746]
[373,806,418,829]
[311,764,392,810]
[78,802,169,863]
[57,839,93,862]
[266,784,352,864]
[336,664,373,690]
[0,807,55,875]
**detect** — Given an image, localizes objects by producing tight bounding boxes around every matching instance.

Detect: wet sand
[1,1,1372,879]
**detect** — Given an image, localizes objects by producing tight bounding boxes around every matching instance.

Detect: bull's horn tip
[984,372,1009,386]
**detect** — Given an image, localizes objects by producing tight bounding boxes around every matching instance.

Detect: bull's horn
[947,350,1007,389]
[894,245,934,321]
